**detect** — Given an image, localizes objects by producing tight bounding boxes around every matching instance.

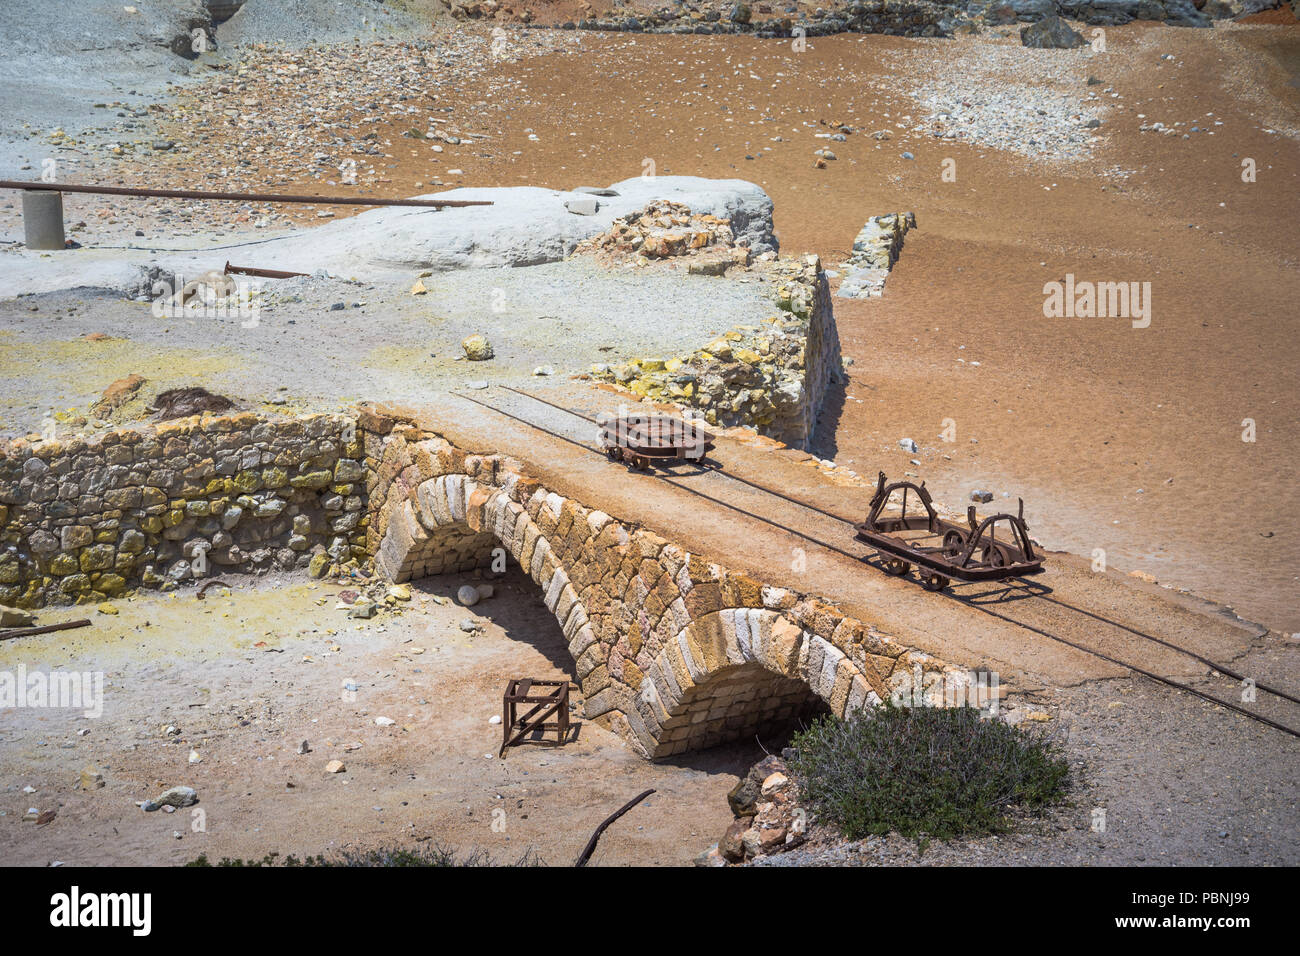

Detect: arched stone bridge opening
[365,420,951,759]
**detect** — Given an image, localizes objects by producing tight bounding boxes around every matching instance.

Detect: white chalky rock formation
[0,177,777,297]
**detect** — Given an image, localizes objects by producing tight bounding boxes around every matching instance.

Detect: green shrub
[787,704,1070,848]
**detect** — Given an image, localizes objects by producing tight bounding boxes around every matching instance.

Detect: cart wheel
[982,545,1008,568]
[883,558,911,576]
[605,445,623,463]
[942,530,967,559]
[921,572,950,592]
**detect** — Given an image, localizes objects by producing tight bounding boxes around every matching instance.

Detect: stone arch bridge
[365,409,959,759]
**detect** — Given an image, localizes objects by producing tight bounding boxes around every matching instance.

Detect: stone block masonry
[836,212,915,299]
[364,405,970,758]
[0,401,970,759]
[593,254,842,450]
[0,412,366,608]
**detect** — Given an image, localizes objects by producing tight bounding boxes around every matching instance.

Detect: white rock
[457,584,480,606]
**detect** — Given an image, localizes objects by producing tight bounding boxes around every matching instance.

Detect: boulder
[142,785,198,811]
[1020,16,1087,47]
[462,334,495,361]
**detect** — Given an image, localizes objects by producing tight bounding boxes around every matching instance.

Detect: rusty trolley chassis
[499,678,571,756]
[597,412,714,470]
[855,472,1044,591]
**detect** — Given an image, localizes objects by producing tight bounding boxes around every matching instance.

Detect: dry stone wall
[0,412,366,608]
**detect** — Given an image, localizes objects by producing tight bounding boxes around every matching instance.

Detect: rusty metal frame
[0,180,492,209]
[855,472,1044,589]
[500,678,571,757]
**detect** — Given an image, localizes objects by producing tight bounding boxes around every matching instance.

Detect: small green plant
[787,703,1070,849]
[185,844,542,867]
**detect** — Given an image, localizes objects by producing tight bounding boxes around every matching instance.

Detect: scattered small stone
[462,334,494,361]
[325,760,346,774]
[971,490,994,503]
[142,785,198,812]
[79,767,105,790]
[348,599,377,619]
[0,606,35,628]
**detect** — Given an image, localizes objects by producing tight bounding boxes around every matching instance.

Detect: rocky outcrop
[518,0,1254,36]
[1020,14,1088,45]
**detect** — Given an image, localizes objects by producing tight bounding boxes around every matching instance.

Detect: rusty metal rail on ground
[452,386,1300,741]
[0,180,493,209]
[223,261,308,279]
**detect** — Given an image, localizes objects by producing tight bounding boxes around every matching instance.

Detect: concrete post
[22,189,65,250]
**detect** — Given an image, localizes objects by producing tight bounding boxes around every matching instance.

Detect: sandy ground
[0,258,770,428]
[3,21,1295,631]
[0,568,757,866]
[1,15,1298,866]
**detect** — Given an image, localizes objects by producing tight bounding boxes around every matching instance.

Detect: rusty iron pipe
[0,180,491,209]
[223,261,309,279]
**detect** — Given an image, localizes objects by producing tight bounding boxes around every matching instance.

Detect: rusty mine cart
[598,411,715,470]
[855,472,1045,592]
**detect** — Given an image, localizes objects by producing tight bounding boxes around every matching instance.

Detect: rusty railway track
[455,387,1300,741]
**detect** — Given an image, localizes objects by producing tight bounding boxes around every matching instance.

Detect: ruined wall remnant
[592,254,842,450]
[0,412,366,608]
[836,212,915,299]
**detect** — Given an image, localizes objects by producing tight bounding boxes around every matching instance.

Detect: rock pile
[575,199,750,273]
[589,254,842,449]
[697,753,809,865]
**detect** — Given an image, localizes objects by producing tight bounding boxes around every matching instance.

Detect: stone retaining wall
[0,412,366,608]
[364,406,968,758]
[593,254,842,450]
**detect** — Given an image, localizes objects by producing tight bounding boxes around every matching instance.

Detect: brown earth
[0,571,753,867]
[91,20,1298,633]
